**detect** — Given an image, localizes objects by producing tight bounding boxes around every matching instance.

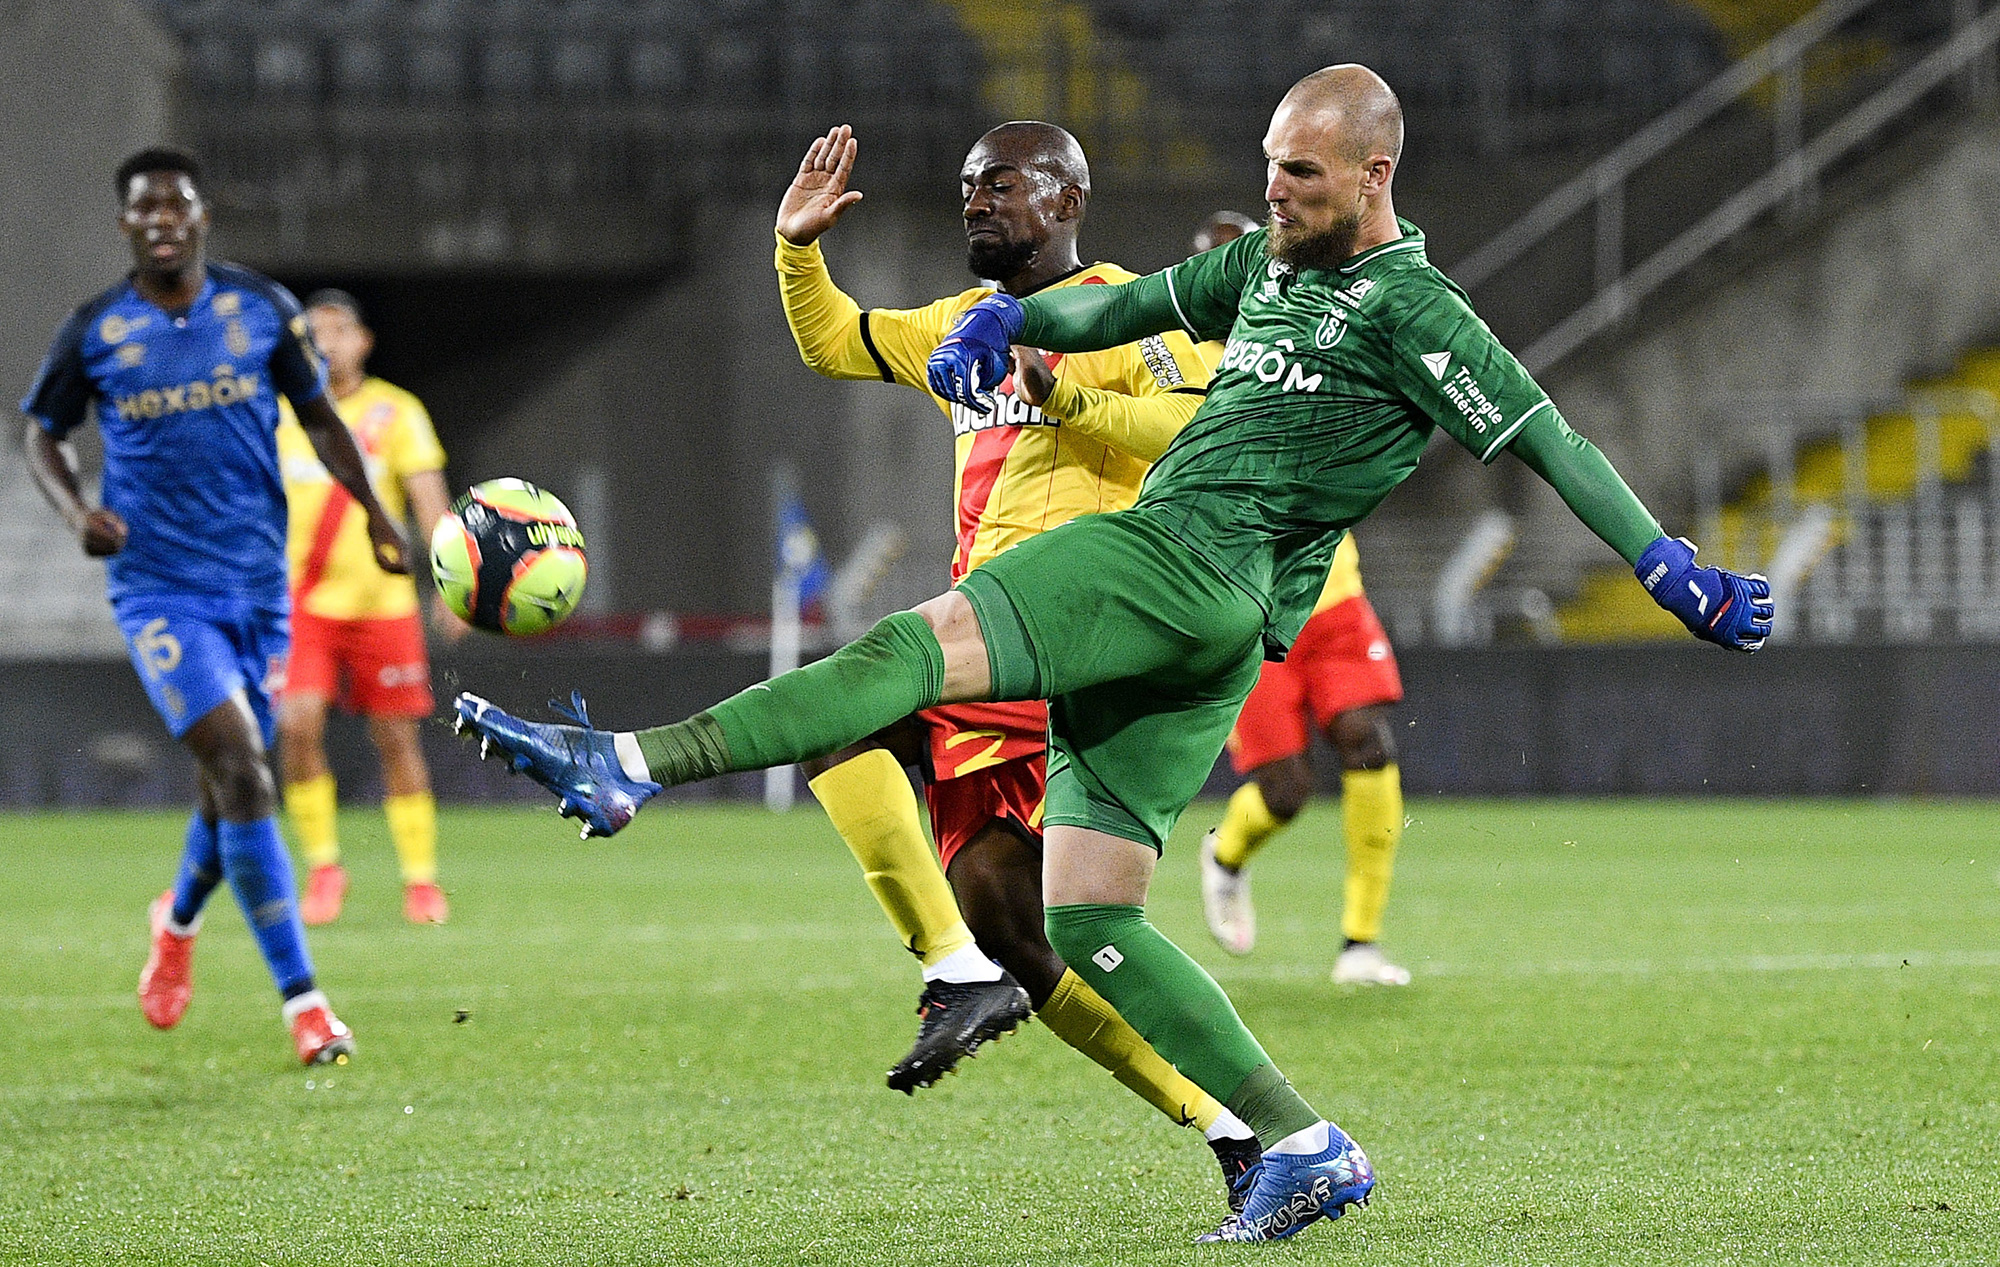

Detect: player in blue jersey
[20,148,410,1066]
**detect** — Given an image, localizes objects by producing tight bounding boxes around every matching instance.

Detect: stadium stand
[16,1,1994,651]
[1437,0,2000,645]
[1557,349,2000,643]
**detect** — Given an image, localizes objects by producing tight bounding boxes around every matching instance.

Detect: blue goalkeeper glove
[926,294,1024,413]
[1635,535,1773,652]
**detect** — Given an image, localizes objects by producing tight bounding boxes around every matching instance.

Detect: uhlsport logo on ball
[430,478,587,636]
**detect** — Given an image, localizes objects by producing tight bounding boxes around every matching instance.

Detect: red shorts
[284,610,434,719]
[919,700,1049,870]
[1227,595,1402,774]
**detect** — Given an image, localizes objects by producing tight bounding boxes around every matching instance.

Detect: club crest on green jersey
[1315,309,1348,349]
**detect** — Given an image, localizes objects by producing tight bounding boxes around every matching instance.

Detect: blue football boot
[1195,1121,1373,1243]
[455,691,660,838]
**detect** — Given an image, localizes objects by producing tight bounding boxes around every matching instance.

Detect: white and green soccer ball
[430,478,587,636]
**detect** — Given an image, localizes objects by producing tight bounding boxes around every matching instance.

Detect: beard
[1265,210,1361,272]
[967,233,1039,282]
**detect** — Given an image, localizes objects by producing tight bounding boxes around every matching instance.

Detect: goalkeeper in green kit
[457,64,1770,1244]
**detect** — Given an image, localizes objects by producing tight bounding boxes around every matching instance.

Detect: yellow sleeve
[386,392,446,479]
[1039,381,1203,463]
[1038,327,1211,462]
[773,230,968,388]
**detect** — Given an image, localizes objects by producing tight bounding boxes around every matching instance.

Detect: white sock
[614,732,650,782]
[1269,1120,1332,1156]
[281,989,330,1024]
[922,942,1005,984]
[1204,1109,1255,1142]
[165,910,202,938]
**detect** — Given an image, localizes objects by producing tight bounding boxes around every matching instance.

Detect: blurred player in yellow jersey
[775,124,1266,1207]
[1188,211,1410,987]
[275,290,462,926]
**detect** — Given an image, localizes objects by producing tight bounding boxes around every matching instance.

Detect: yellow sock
[1340,763,1403,943]
[807,748,976,967]
[384,791,438,885]
[1212,781,1284,872]
[1038,969,1223,1131]
[283,773,340,869]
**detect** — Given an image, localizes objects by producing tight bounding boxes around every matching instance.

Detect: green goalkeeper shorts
[955,509,1266,850]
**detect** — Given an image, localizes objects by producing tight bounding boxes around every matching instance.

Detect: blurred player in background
[774,122,1262,1203]
[276,289,460,927]
[1187,212,1409,986]
[20,149,408,1065]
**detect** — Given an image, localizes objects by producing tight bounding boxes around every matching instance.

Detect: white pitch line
[1210,948,2000,982]
[8,950,1998,1013]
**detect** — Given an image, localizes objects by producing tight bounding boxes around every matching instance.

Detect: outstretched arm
[1507,410,1660,564]
[930,232,1254,411]
[1016,273,1188,353]
[927,276,1186,410]
[1509,410,1771,650]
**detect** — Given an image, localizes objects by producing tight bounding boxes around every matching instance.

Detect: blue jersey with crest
[21,262,327,605]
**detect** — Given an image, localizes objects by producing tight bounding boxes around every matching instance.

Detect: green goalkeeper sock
[1044,902,1320,1147]
[633,610,947,786]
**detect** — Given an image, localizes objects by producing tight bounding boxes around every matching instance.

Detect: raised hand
[927,295,1025,412]
[1636,536,1774,652]
[776,124,865,246]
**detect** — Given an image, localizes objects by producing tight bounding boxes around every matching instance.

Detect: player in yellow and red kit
[275,290,462,926]
[1191,211,1411,986]
[775,123,1264,1208]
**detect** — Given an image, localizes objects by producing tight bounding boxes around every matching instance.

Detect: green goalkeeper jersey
[1017,219,1559,655]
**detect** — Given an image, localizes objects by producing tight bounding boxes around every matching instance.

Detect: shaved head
[967,121,1092,196]
[1280,64,1403,165]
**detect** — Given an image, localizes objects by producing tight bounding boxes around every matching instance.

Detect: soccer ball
[430,478,587,636]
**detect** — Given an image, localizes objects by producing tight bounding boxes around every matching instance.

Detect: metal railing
[1452,0,2000,372]
[1703,388,2000,643]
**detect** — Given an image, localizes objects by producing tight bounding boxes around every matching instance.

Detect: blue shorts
[114,593,290,746]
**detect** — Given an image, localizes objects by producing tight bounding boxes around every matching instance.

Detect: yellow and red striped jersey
[777,233,1210,580]
[277,377,445,620]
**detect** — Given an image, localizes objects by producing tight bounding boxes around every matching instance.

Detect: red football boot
[403,880,449,925]
[137,891,196,1030]
[300,863,349,926]
[284,990,356,1065]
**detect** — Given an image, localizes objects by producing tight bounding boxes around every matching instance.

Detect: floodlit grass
[2,799,1996,1265]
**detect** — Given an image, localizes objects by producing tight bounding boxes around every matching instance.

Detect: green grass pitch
[3,798,1996,1265]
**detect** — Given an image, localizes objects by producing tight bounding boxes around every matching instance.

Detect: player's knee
[275,712,318,757]
[1330,707,1395,771]
[205,747,275,818]
[1256,764,1312,821]
[960,895,1064,1005]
